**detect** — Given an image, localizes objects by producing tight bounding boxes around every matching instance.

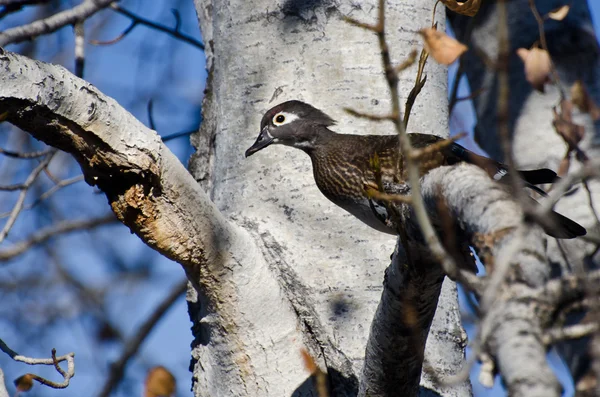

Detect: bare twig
[0,175,85,218]
[528,0,566,99]
[0,182,27,191]
[161,130,195,142]
[544,323,599,345]
[147,100,156,130]
[343,107,395,122]
[90,19,135,45]
[74,21,85,78]
[0,214,116,261]
[403,49,428,128]
[364,185,412,204]
[0,147,52,159]
[346,0,471,284]
[90,4,205,50]
[0,0,115,46]
[395,49,418,73]
[0,0,49,20]
[451,86,487,107]
[536,159,600,217]
[0,150,56,243]
[0,340,75,390]
[410,132,466,160]
[0,0,48,5]
[96,279,188,397]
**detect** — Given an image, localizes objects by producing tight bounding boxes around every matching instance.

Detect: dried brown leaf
[439,0,482,17]
[571,80,587,109]
[552,103,585,148]
[547,5,570,21]
[14,374,34,392]
[517,47,551,92]
[557,155,571,177]
[145,366,176,397]
[570,80,600,120]
[300,349,318,374]
[575,370,597,394]
[419,28,467,65]
[300,349,329,397]
[559,99,574,122]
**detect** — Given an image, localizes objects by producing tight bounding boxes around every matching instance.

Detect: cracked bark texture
[450,0,600,390]
[192,0,469,396]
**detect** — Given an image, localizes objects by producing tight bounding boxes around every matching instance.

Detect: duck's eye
[273,114,286,125]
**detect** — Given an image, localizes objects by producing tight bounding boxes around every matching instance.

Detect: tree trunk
[191,0,469,396]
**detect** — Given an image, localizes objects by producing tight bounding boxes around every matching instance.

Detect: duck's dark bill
[245,127,274,157]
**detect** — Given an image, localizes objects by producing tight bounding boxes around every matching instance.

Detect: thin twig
[403,48,429,128]
[452,86,487,107]
[96,279,188,397]
[395,49,418,73]
[0,182,27,191]
[0,214,116,261]
[0,0,48,5]
[343,107,396,122]
[0,175,85,218]
[536,159,600,217]
[147,99,156,130]
[543,323,599,345]
[74,21,85,78]
[410,132,466,160]
[0,150,57,243]
[528,0,565,99]
[0,0,48,20]
[364,186,412,204]
[161,130,195,142]
[91,4,205,50]
[0,147,52,159]
[0,340,75,389]
[0,0,115,46]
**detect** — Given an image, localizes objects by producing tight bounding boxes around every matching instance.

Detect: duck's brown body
[245,100,586,239]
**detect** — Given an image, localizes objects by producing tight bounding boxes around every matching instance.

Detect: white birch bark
[192,0,469,396]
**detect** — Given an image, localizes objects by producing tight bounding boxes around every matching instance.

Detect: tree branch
[0,0,115,47]
[0,341,75,390]
[0,150,56,243]
[360,241,445,396]
[0,50,240,286]
[0,214,116,261]
[90,4,204,50]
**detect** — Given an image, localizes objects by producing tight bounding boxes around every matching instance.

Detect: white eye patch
[272,112,299,126]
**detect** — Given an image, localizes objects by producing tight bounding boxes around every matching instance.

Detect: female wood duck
[245,100,586,239]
